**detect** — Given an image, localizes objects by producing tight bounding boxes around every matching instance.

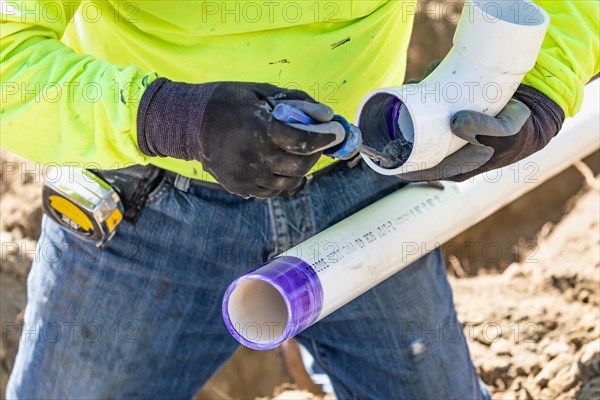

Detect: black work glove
[137,79,343,198]
[398,84,565,182]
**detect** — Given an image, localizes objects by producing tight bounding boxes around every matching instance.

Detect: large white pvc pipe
[223,80,599,350]
[357,0,549,175]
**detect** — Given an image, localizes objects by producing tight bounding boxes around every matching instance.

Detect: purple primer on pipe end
[222,256,324,350]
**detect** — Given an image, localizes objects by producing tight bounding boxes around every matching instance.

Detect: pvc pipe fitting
[223,80,600,350]
[357,0,550,175]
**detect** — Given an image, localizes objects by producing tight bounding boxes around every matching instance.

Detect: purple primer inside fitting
[378,96,413,167]
[385,97,402,140]
[222,256,324,350]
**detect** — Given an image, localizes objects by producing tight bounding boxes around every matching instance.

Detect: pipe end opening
[225,279,289,348]
[359,93,415,169]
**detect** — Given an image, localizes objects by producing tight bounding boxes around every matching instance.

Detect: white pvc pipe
[357,0,550,175]
[223,80,600,350]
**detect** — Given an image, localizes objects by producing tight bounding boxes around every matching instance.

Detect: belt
[94,154,364,223]
[163,154,364,194]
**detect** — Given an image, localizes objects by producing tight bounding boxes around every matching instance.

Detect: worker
[1,0,598,398]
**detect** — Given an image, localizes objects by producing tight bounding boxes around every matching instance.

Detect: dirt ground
[1,1,599,398]
[454,175,600,399]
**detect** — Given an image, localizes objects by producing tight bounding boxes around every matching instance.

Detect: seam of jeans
[298,189,314,241]
[146,176,171,204]
[267,197,289,258]
[307,338,328,366]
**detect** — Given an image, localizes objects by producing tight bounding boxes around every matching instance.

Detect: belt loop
[303,174,314,190]
[347,153,363,169]
[174,174,191,192]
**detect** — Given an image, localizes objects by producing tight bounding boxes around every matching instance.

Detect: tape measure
[42,167,124,247]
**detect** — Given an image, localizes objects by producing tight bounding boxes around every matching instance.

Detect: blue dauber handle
[272,103,362,160]
[272,103,317,125]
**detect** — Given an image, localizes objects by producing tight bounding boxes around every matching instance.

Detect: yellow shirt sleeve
[522,0,600,117]
[1,0,158,168]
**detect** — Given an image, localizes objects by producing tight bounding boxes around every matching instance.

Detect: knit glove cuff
[513,84,565,142]
[137,78,219,160]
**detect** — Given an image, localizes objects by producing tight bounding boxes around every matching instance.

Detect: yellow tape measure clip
[42,167,124,247]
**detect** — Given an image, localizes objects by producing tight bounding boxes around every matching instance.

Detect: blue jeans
[7,161,489,399]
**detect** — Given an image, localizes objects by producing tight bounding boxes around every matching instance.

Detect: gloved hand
[397,84,565,182]
[137,79,344,198]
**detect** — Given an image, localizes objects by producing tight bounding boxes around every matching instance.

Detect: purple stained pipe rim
[222,256,324,350]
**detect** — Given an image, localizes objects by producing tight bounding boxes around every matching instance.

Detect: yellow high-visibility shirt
[1,1,598,181]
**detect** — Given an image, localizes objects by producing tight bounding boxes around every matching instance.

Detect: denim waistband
[93,155,364,222]
[162,155,364,194]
